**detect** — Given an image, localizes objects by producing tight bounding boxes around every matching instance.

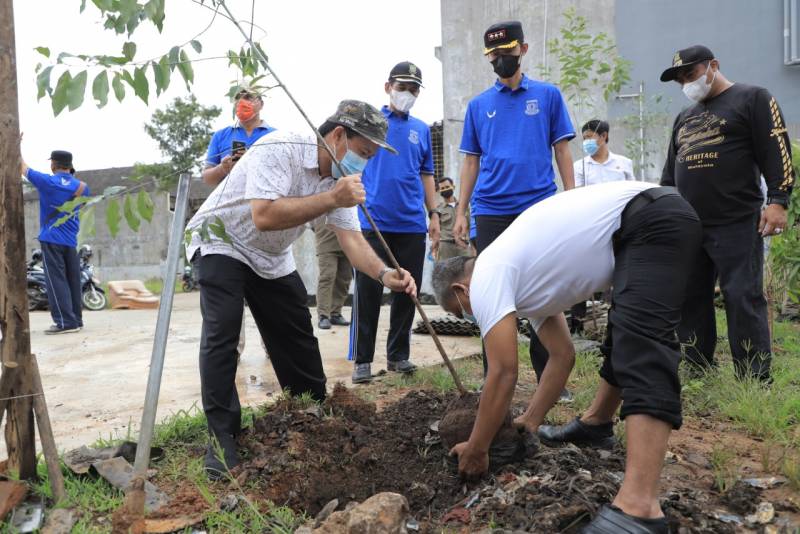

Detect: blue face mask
[583,138,599,156]
[331,138,368,179]
[455,291,476,324]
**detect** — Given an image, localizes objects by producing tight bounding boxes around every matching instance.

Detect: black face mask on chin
[491,54,520,79]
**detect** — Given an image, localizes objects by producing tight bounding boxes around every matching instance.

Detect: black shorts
[599,188,702,429]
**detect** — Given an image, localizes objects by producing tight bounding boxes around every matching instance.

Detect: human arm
[449,313,519,479]
[202,157,236,186]
[660,116,679,187]
[573,159,586,188]
[422,173,441,256]
[751,88,795,236]
[334,227,416,295]
[512,314,575,433]
[454,155,479,247]
[250,174,365,231]
[554,140,575,190]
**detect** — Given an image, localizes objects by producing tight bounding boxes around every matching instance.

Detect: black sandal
[582,505,668,534]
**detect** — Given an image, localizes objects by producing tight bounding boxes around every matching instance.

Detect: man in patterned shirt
[185,100,416,479]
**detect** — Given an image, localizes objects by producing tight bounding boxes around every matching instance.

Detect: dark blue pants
[40,241,83,329]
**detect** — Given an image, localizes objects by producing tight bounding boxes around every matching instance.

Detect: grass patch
[143,277,183,295]
[382,352,484,393]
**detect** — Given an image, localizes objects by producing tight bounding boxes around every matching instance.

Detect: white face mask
[682,64,717,103]
[390,89,417,113]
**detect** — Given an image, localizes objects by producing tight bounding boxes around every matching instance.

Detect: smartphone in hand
[231,140,247,162]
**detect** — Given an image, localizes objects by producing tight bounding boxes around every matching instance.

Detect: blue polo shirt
[460,74,575,216]
[27,168,90,247]
[359,106,435,233]
[205,122,275,165]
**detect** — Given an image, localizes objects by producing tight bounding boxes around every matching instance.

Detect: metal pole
[132,174,191,475]
[639,81,645,179]
[218,1,467,395]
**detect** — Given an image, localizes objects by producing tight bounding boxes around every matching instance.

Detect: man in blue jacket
[349,62,440,383]
[21,150,89,334]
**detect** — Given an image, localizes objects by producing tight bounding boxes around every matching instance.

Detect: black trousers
[41,241,83,329]
[198,254,326,440]
[349,231,426,364]
[599,192,702,429]
[475,215,549,380]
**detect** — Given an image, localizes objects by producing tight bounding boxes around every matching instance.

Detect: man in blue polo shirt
[349,61,439,384]
[20,149,90,335]
[452,21,576,390]
[202,87,275,186]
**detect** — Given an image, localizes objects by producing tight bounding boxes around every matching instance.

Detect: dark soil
[215,383,787,532]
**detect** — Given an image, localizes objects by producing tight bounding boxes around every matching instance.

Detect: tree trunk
[0,0,38,479]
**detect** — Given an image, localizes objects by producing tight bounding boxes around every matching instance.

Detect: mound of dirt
[225,385,792,532]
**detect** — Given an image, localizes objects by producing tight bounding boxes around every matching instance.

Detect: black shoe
[318,316,332,330]
[352,363,372,384]
[44,325,81,335]
[204,436,240,481]
[329,314,350,326]
[538,416,616,449]
[387,360,417,374]
[582,505,668,533]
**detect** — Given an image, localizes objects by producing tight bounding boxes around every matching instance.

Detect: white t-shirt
[186,131,359,279]
[574,151,636,187]
[470,181,657,336]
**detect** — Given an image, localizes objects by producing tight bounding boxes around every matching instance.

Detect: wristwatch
[377,267,393,286]
[767,196,789,208]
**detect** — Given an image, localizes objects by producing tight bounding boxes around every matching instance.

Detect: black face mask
[491,54,520,79]
[441,190,454,199]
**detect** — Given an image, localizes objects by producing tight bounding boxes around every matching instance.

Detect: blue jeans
[41,241,82,329]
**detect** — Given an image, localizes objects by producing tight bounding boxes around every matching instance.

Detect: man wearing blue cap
[20,149,89,334]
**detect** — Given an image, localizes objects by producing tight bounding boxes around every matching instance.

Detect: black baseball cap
[326,100,398,154]
[49,150,74,172]
[389,61,423,87]
[660,45,715,82]
[484,21,524,55]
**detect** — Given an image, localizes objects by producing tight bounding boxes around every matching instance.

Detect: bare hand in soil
[512,414,537,434]
[449,441,488,481]
[383,268,416,296]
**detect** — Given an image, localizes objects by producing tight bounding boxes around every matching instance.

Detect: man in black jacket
[660,45,795,381]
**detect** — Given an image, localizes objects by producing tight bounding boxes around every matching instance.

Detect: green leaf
[136,189,154,223]
[208,216,232,244]
[123,193,141,231]
[34,46,50,58]
[92,0,113,11]
[51,71,72,116]
[177,49,193,89]
[168,46,180,71]
[92,71,109,108]
[80,0,87,12]
[199,218,210,242]
[190,40,202,53]
[78,205,96,241]
[56,195,91,213]
[184,228,193,248]
[106,198,121,237]
[51,212,74,228]
[111,73,125,102]
[122,41,137,60]
[67,70,87,111]
[56,52,73,63]
[36,66,53,101]
[133,66,149,103]
[152,58,170,95]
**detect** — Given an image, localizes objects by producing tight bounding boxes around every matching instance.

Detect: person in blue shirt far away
[450,20,576,401]
[349,61,440,384]
[20,148,90,335]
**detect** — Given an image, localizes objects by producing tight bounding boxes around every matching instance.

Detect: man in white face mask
[660,45,796,382]
[348,61,439,384]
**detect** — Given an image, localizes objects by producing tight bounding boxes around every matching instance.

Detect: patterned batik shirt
[186,130,359,279]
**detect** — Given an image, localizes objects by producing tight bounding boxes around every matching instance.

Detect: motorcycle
[26,245,107,311]
[78,245,107,311]
[181,262,198,292]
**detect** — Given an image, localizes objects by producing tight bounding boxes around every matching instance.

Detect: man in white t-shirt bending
[432,181,701,533]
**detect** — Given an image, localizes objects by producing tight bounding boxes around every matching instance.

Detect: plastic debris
[743,477,786,489]
[745,502,775,525]
[10,501,44,533]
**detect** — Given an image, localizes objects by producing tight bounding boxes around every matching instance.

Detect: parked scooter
[181,262,198,292]
[26,245,107,311]
[78,245,107,311]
